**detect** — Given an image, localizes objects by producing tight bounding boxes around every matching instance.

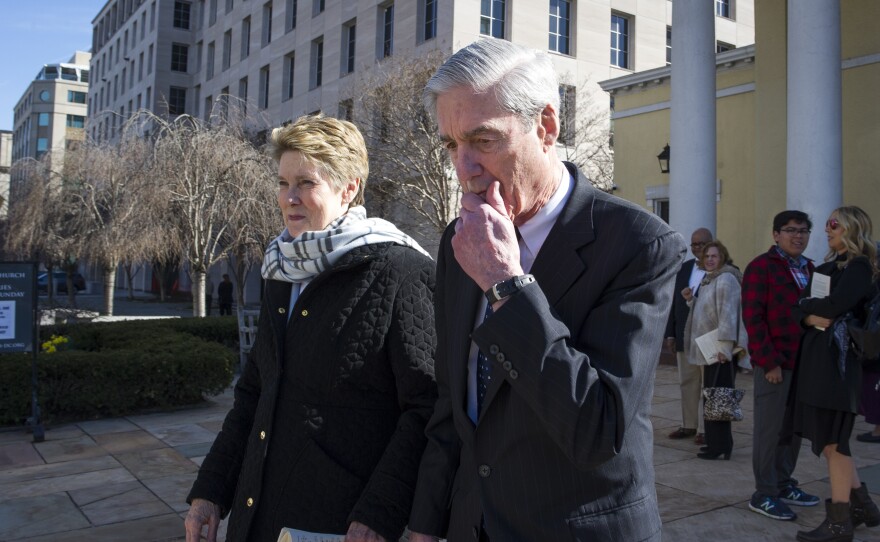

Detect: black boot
[850,483,880,528]
[796,499,853,542]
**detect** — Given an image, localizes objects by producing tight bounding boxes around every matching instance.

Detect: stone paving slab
[115,448,198,481]
[17,513,187,542]
[0,493,89,540]
[0,467,136,503]
[77,418,140,436]
[0,455,122,485]
[92,429,167,454]
[142,473,199,513]
[70,480,174,525]
[146,423,218,447]
[33,435,105,464]
[0,441,45,469]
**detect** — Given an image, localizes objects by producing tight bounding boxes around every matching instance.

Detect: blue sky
[0,0,108,130]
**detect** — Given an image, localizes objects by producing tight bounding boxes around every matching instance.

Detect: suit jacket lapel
[446,243,482,432]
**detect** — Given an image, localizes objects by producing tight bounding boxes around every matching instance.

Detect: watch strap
[485,274,536,304]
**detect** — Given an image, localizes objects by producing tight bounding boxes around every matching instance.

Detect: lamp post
[657,144,670,174]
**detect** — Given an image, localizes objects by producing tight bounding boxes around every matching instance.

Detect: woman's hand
[681,287,693,302]
[345,521,386,542]
[805,315,833,329]
[185,498,222,542]
[716,352,729,364]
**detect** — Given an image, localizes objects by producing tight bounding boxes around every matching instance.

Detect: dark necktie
[476,303,494,417]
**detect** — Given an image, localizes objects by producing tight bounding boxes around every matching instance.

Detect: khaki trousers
[677,351,704,432]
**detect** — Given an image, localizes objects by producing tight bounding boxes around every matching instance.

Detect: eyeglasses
[826,218,841,230]
[779,228,811,236]
[690,242,706,248]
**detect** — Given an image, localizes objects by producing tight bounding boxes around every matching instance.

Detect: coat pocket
[566,493,661,542]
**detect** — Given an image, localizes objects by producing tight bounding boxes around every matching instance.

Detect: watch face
[39,90,50,102]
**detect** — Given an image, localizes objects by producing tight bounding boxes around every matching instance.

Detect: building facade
[599,0,879,265]
[0,130,11,217]
[11,52,91,173]
[88,0,754,141]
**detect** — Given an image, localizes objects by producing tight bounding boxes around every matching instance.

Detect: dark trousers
[752,366,800,496]
[219,303,232,316]
[704,362,736,454]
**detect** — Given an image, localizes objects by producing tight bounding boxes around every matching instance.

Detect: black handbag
[847,284,880,363]
[702,362,745,422]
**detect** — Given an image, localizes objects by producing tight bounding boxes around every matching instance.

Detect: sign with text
[0,263,35,353]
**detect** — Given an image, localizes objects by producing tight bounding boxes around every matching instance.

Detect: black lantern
[657,144,670,174]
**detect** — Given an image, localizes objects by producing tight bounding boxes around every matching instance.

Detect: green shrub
[1,319,236,426]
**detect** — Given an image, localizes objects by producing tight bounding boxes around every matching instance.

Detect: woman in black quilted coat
[788,206,880,542]
[184,115,437,542]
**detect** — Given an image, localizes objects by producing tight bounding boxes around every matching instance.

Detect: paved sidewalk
[3,364,880,541]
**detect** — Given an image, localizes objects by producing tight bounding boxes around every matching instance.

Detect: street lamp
[657,144,670,174]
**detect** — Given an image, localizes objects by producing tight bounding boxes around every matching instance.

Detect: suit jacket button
[502,361,512,371]
[495,352,505,362]
[259,430,266,440]
[246,497,254,507]
[277,307,286,314]
[478,464,491,478]
[489,344,500,355]
[509,369,519,379]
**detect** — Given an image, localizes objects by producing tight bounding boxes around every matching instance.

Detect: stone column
[669,0,717,240]
[787,0,842,262]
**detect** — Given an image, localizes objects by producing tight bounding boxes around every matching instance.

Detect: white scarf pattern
[261,206,430,283]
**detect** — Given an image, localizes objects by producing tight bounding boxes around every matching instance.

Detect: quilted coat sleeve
[347,249,438,541]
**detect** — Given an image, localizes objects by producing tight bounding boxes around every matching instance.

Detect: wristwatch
[485,274,536,304]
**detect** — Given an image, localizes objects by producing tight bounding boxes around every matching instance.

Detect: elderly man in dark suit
[408,38,685,542]
[664,227,712,445]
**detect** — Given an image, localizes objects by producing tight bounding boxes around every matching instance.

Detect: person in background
[665,227,713,446]
[217,274,234,316]
[682,240,749,461]
[743,210,820,521]
[185,114,437,542]
[787,206,880,542]
[407,38,685,542]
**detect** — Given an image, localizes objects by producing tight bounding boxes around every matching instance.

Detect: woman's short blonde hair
[828,205,879,277]
[269,114,368,206]
[699,240,731,270]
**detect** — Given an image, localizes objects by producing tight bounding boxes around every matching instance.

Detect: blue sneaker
[778,485,821,507]
[749,494,797,520]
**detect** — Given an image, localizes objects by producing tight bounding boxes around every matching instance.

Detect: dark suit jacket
[409,163,686,541]
[664,259,697,352]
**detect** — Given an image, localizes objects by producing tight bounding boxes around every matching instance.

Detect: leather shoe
[668,427,697,439]
[694,433,705,445]
[856,432,880,443]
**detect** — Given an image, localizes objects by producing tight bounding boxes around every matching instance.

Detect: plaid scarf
[261,206,429,283]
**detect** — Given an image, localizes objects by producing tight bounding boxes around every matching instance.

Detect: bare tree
[5,155,81,306]
[556,79,615,192]
[63,118,160,315]
[352,52,459,252]
[147,111,273,317]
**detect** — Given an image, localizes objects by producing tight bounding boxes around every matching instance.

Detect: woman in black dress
[790,206,880,542]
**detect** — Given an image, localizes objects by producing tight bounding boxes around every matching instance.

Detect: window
[207,42,215,79]
[610,13,630,69]
[241,17,251,59]
[132,21,138,46]
[226,0,234,13]
[338,98,353,121]
[169,86,187,115]
[285,0,297,32]
[549,0,571,55]
[151,0,157,30]
[262,2,273,47]
[209,0,218,24]
[121,67,127,91]
[171,43,189,72]
[141,11,146,38]
[67,115,86,128]
[480,0,505,39]
[283,52,295,101]
[558,84,576,146]
[421,0,436,42]
[310,37,323,88]
[312,0,324,16]
[259,65,270,108]
[222,30,232,69]
[61,67,78,81]
[204,94,213,120]
[715,0,731,19]
[716,41,734,53]
[239,77,248,114]
[666,26,671,65]
[68,90,87,104]
[37,138,48,152]
[343,21,356,74]
[654,199,669,224]
[38,113,50,126]
[146,86,152,108]
[195,41,203,71]
[148,44,154,74]
[81,69,89,83]
[174,1,191,28]
[219,86,230,119]
[381,4,393,58]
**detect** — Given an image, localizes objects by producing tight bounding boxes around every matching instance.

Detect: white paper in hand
[695,328,722,364]
[809,273,831,330]
[277,528,346,542]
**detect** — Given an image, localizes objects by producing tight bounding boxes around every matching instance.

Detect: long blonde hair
[827,206,879,278]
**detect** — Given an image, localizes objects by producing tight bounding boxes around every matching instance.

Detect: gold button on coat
[259,431,266,440]
[301,309,309,316]
[246,497,254,507]
[278,307,286,314]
